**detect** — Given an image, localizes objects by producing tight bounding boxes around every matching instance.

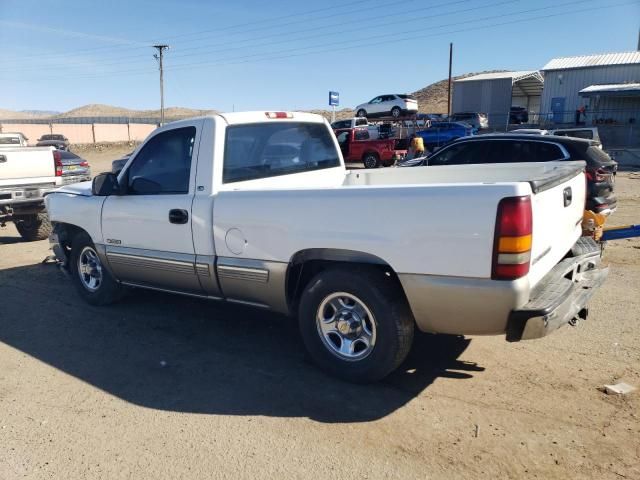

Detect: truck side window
[354,129,369,141]
[223,123,340,183]
[126,127,196,195]
[429,143,487,166]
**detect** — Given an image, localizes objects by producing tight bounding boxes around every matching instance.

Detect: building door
[551,97,565,124]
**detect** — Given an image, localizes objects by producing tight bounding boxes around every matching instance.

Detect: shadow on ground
[0,263,484,423]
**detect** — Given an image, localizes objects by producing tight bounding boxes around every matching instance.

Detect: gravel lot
[1,149,638,479]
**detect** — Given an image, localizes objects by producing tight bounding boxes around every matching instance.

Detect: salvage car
[334,127,404,168]
[45,111,608,382]
[36,134,70,151]
[415,122,474,152]
[397,134,617,214]
[355,94,418,119]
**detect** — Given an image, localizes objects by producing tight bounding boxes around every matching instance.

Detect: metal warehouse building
[540,51,640,126]
[452,71,544,128]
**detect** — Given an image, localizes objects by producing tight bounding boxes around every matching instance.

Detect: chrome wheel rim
[78,246,103,292]
[392,108,400,118]
[316,292,377,361]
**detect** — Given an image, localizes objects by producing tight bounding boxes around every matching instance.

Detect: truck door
[336,131,350,160]
[100,123,203,293]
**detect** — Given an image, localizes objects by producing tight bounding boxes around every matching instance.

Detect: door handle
[563,187,572,207]
[169,209,189,224]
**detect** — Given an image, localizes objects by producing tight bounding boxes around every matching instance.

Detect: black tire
[356,109,367,118]
[69,232,123,305]
[363,152,379,169]
[298,268,414,383]
[381,158,394,167]
[13,213,52,241]
[391,107,401,119]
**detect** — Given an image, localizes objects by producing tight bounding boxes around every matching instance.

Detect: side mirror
[92,172,122,196]
[111,158,128,175]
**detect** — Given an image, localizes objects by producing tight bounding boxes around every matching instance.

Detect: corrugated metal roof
[543,51,640,71]
[580,83,640,93]
[579,83,640,98]
[456,71,540,82]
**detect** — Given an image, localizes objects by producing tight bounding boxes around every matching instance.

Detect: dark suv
[509,106,529,124]
[398,134,617,214]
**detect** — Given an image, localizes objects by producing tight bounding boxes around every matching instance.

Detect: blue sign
[329,91,339,107]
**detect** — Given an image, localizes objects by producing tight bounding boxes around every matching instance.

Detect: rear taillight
[53,150,63,177]
[492,196,532,280]
[79,161,89,167]
[585,167,608,182]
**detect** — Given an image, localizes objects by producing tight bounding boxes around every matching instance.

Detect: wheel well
[52,222,88,261]
[362,151,379,160]
[286,250,406,312]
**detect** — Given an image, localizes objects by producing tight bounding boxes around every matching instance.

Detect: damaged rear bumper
[506,237,608,341]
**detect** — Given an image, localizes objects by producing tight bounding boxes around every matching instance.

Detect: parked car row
[0,132,71,150]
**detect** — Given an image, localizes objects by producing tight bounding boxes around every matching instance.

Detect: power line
[5,0,474,71]
[0,0,386,62]
[5,0,637,82]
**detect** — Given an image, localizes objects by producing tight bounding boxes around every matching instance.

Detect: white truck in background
[45,111,608,382]
[0,147,66,240]
[0,132,29,148]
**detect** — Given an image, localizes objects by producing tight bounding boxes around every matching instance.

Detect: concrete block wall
[2,123,52,144]
[93,124,129,143]
[0,122,158,145]
[51,124,94,144]
[128,123,156,141]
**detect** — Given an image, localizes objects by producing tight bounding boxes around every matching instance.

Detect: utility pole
[153,45,169,125]
[447,42,453,117]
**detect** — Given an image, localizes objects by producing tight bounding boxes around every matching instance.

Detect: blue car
[416,122,473,152]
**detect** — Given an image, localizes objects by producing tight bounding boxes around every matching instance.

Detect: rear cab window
[223,122,341,183]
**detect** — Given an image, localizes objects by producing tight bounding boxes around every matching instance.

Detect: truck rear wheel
[13,213,52,241]
[69,232,123,305]
[298,268,414,383]
[363,152,379,169]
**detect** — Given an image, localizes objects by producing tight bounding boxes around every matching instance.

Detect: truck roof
[218,111,327,125]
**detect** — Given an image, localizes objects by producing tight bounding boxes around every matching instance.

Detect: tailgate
[528,165,585,287]
[0,149,55,186]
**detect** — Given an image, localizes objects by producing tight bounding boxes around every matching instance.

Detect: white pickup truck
[0,147,66,240]
[45,111,608,382]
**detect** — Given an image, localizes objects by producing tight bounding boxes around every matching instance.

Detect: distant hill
[55,104,217,119]
[21,110,61,117]
[0,109,41,120]
[1,71,509,122]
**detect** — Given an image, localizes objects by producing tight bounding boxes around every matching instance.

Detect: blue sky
[1,0,638,113]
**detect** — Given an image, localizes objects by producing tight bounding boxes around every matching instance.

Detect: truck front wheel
[69,232,123,305]
[298,268,414,383]
[13,213,52,241]
[363,152,379,169]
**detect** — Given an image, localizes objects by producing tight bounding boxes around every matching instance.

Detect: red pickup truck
[334,128,405,168]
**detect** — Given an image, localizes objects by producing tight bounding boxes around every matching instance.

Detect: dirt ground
[1,148,638,479]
